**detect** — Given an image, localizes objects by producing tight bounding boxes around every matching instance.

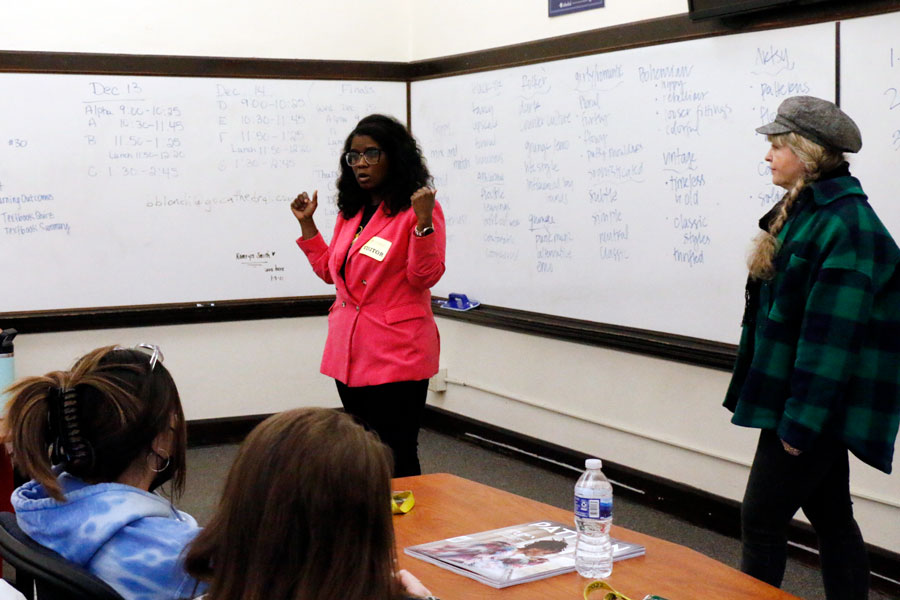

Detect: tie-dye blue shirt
[11,472,205,600]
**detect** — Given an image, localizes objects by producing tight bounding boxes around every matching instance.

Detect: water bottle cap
[0,329,17,353]
[585,458,602,470]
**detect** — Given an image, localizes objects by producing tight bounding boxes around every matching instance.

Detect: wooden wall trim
[4,2,898,82]
[407,1,900,80]
[188,413,269,446]
[0,50,409,80]
[407,14,723,81]
[434,304,737,371]
[0,297,335,334]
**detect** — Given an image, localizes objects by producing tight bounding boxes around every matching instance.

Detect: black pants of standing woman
[741,429,870,599]
[335,379,428,478]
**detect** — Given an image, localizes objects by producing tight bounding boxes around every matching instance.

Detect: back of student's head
[2,345,186,501]
[185,407,401,600]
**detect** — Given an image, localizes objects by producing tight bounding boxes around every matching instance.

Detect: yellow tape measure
[583,580,668,600]
[391,490,415,514]
[584,580,632,600]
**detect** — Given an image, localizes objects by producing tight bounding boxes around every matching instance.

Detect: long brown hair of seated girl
[184,407,434,600]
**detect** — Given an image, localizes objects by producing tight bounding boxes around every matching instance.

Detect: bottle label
[574,495,612,519]
[0,356,14,406]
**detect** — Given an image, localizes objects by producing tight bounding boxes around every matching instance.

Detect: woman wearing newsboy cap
[724,96,900,599]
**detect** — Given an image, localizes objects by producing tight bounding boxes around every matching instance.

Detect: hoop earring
[147,448,171,473]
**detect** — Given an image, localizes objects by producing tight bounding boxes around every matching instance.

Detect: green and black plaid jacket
[724,171,900,473]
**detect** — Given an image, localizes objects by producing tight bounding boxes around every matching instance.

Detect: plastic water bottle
[574,457,613,578]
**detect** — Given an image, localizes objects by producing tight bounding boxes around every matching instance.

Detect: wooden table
[393,473,801,600]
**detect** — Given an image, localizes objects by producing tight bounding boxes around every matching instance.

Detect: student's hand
[411,187,436,229]
[290,190,318,223]
[397,569,431,598]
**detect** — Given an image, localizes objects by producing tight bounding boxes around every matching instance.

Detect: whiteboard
[412,23,836,344]
[0,74,406,313]
[841,12,900,247]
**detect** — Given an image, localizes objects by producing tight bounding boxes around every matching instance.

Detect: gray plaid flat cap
[756,95,862,153]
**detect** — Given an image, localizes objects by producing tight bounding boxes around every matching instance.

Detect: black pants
[741,429,869,599]
[335,378,428,478]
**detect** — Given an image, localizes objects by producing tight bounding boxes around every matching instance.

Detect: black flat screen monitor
[688,0,825,20]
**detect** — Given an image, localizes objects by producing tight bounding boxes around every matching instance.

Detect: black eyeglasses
[116,343,164,371]
[344,148,382,167]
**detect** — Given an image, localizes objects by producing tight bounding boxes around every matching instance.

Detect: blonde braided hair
[747,133,844,281]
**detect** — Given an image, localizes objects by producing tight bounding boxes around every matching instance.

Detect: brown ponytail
[3,371,72,500]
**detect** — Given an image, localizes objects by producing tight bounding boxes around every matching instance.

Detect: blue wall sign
[549,0,605,17]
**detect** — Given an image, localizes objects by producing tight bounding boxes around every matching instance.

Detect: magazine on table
[404,520,645,588]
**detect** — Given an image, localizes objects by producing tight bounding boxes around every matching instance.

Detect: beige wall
[408,0,687,59]
[0,1,413,60]
[13,318,338,421]
[1,1,687,61]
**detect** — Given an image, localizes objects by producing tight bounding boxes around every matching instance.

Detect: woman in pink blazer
[290,114,446,477]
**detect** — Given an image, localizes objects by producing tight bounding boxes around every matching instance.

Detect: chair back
[0,512,124,600]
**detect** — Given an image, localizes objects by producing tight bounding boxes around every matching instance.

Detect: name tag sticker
[359,236,392,262]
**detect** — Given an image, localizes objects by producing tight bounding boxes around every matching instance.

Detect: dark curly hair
[336,114,432,219]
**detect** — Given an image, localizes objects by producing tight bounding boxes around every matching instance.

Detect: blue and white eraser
[437,293,480,311]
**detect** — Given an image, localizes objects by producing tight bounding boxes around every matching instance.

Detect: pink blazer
[297,201,446,387]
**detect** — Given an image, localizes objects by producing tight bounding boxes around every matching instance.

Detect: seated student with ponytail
[185,407,437,600]
[2,345,204,600]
